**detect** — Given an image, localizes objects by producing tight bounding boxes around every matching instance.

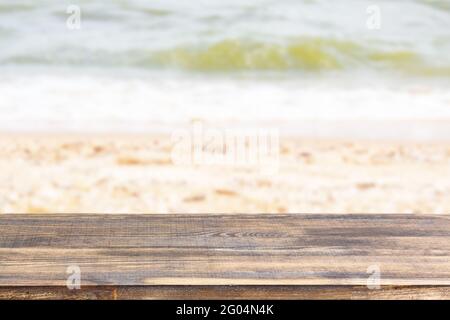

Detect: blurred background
[0,0,449,138]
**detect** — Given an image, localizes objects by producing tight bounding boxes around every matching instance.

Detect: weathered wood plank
[0,214,449,288]
[1,286,449,300]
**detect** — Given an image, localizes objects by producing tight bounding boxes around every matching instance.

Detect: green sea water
[0,0,448,76]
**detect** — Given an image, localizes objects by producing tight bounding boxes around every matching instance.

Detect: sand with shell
[1,133,449,214]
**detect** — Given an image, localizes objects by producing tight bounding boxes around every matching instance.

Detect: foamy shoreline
[2,69,449,139]
[3,118,450,141]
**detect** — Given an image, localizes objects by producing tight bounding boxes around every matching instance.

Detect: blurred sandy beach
[1,132,449,214]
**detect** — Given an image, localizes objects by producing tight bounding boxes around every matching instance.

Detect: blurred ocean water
[1,0,449,73]
[0,0,449,135]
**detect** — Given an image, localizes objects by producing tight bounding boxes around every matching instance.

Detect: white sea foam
[1,69,449,139]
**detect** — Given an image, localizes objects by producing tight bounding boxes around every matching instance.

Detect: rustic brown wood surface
[1,286,449,300]
[0,214,449,299]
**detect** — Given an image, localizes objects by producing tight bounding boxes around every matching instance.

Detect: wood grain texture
[1,286,449,300]
[0,214,449,299]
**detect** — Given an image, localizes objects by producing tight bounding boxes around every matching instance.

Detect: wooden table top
[1,214,449,299]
